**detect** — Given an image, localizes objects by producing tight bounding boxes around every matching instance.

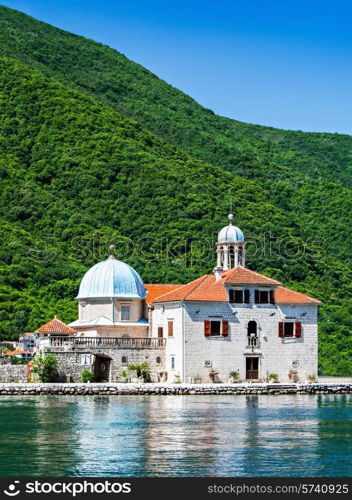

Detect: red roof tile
[275,286,321,304]
[5,349,32,356]
[36,317,76,334]
[154,275,228,303]
[154,267,320,304]
[144,284,183,304]
[223,266,282,285]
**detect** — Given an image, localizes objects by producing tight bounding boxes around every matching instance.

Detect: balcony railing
[47,336,166,349]
[246,336,260,349]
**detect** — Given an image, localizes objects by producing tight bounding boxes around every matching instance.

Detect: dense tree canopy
[0,6,351,375]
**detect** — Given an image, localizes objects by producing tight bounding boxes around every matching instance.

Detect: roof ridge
[36,317,76,333]
[144,283,181,286]
[225,266,281,284]
[153,275,209,302]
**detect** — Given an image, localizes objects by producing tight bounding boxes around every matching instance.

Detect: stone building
[37,216,320,383]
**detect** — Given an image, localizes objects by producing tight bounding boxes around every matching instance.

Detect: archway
[93,354,112,382]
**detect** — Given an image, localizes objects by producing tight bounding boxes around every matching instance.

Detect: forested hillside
[1,6,352,189]
[0,6,351,374]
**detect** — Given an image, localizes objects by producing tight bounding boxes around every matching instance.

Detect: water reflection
[0,395,351,477]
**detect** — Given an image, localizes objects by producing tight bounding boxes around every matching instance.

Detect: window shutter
[168,321,174,337]
[222,320,229,337]
[244,289,250,304]
[295,322,302,338]
[269,290,275,304]
[204,320,211,337]
[278,322,284,338]
[255,290,260,303]
[158,327,163,338]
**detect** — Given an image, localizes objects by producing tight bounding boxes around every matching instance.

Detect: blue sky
[2,0,352,134]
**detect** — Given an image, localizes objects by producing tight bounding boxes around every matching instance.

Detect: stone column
[234,244,239,267]
[223,246,229,270]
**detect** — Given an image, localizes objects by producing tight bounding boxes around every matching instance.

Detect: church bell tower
[216,214,246,270]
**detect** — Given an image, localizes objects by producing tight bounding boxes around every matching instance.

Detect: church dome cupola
[217,214,244,243]
[216,214,246,270]
[76,255,146,300]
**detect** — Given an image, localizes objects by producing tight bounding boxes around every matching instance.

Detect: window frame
[279,321,302,338]
[121,304,130,321]
[170,356,175,370]
[210,320,222,336]
[283,322,295,337]
[255,289,275,304]
[229,289,250,304]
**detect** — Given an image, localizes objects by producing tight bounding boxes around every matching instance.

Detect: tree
[32,352,57,382]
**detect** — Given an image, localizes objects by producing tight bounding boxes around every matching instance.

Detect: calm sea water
[0,394,351,477]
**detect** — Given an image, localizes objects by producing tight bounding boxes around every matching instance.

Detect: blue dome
[76,257,146,299]
[218,224,244,243]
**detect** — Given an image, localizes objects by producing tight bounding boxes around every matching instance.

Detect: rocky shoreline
[0,382,351,395]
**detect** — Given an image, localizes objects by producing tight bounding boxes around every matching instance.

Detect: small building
[19,333,36,352]
[5,348,33,362]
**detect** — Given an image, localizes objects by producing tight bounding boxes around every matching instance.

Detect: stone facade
[152,290,318,383]
[48,345,165,383]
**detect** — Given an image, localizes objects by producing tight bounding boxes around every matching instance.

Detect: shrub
[32,352,57,382]
[81,369,94,383]
[128,362,151,381]
[10,356,26,365]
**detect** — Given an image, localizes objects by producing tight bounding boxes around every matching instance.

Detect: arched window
[247,321,258,347]
[156,356,161,364]
[247,321,257,336]
[121,356,128,365]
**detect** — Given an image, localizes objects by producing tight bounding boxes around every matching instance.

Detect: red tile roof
[5,349,32,356]
[144,284,183,304]
[153,267,320,304]
[153,275,218,303]
[223,266,282,285]
[275,286,321,304]
[36,317,76,334]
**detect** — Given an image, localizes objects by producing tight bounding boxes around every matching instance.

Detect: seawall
[0,382,351,395]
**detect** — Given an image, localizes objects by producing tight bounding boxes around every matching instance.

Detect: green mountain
[0,6,351,375]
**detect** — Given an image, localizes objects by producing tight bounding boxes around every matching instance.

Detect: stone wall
[0,382,351,396]
[47,345,165,383]
[0,364,27,383]
[318,376,352,383]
